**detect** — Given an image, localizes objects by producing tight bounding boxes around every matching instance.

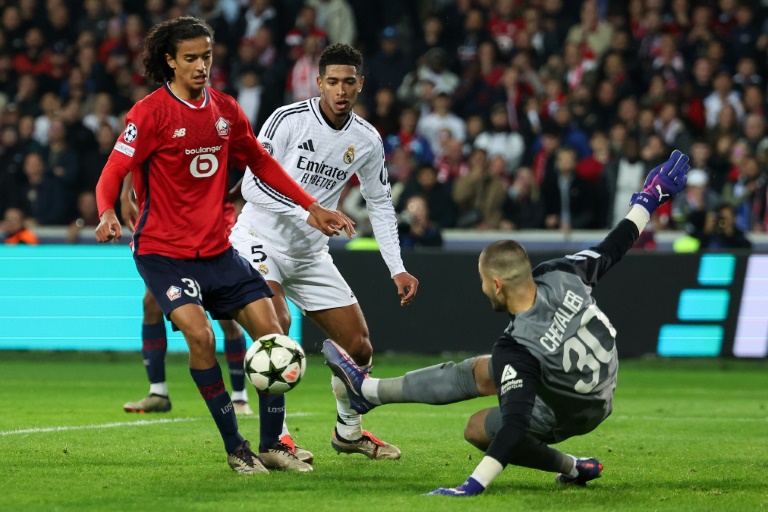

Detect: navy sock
[190,363,244,454]
[257,392,285,452]
[142,323,167,386]
[224,335,247,393]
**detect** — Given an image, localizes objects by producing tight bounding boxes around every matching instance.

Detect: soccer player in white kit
[230,43,419,460]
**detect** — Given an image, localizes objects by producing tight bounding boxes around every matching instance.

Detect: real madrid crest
[343,146,355,164]
[258,264,269,275]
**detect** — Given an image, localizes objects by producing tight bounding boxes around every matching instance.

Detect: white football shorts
[229,224,357,312]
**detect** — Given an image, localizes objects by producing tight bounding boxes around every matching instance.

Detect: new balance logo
[500,364,523,394]
[297,139,315,151]
[655,184,669,202]
[172,128,186,138]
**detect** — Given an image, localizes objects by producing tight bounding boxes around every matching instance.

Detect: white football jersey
[237,97,405,277]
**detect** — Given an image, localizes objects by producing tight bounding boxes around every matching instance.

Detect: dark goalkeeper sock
[190,363,244,454]
[142,323,167,385]
[224,334,247,393]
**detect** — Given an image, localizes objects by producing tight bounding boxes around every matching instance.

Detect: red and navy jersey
[104,85,314,259]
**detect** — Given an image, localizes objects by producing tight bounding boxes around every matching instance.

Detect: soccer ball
[244,334,306,394]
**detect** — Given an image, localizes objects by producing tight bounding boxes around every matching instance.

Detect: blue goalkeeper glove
[426,477,485,497]
[629,149,690,215]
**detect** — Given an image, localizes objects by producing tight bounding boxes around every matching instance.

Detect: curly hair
[142,16,215,84]
[318,43,363,77]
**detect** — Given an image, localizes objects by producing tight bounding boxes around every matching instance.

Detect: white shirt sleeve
[358,144,407,277]
[241,109,309,221]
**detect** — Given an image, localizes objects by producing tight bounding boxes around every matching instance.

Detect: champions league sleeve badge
[124,123,138,143]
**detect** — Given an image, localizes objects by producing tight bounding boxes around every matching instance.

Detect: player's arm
[95,109,157,242]
[231,106,354,237]
[358,144,419,305]
[536,150,690,288]
[429,341,540,496]
[119,172,139,232]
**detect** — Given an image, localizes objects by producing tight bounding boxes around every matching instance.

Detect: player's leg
[230,298,312,472]
[169,302,266,474]
[123,289,171,413]
[228,228,312,468]
[466,405,602,486]
[134,252,265,474]
[262,280,314,464]
[218,319,251,415]
[308,305,401,460]
[322,342,495,411]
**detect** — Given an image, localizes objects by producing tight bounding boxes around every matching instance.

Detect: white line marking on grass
[1,417,202,436]
[613,415,767,423]
[1,412,314,437]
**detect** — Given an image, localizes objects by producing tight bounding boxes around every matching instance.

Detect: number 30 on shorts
[181,277,202,299]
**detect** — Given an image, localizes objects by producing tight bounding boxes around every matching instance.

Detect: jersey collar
[164,83,210,109]
[310,97,354,131]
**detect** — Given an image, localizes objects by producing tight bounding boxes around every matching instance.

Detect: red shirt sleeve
[95,102,159,216]
[229,103,317,210]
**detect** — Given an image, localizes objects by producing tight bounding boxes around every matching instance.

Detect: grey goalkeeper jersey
[486,218,638,465]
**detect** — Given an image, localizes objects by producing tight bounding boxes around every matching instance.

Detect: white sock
[332,375,363,440]
[230,390,247,402]
[280,421,290,438]
[360,377,382,405]
[566,455,579,478]
[149,382,168,396]
[470,456,504,488]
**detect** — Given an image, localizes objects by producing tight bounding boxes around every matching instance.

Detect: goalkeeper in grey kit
[324,150,690,495]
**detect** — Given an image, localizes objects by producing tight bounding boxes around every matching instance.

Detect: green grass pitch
[1,352,766,511]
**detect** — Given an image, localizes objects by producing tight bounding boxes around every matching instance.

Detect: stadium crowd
[0,0,766,249]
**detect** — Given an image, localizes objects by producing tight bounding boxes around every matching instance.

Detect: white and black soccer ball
[244,334,306,394]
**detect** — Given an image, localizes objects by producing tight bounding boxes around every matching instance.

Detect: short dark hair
[318,43,363,77]
[142,16,215,84]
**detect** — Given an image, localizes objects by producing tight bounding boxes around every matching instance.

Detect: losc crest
[215,117,230,137]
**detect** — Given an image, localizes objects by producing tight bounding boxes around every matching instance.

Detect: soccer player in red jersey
[95,16,353,474]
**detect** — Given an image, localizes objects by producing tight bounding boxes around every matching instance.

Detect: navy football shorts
[134,246,274,322]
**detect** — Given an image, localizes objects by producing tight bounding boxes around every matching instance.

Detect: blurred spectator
[600,137,645,228]
[721,156,766,233]
[44,118,79,189]
[487,0,521,60]
[396,163,457,229]
[566,0,613,63]
[416,90,466,158]
[434,137,468,184]
[398,48,459,107]
[730,4,759,62]
[500,166,545,230]
[307,0,356,46]
[66,191,100,243]
[14,26,52,77]
[284,5,327,63]
[455,7,489,70]
[33,92,60,146]
[576,131,611,187]
[79,122,116,195]
[365,27,412,98]
[0,126,25,214]
[384,107,434,166]
[671,168,721,228]
[693,203,752,250]
[742,85,765,117]
[452,148,506,230]
[552,106,590,160]
[16,152,68,225]
[743,114,767,154]
[1,207,38,245]
[76,0,110,43]
[368,87,399,138]
[473,103,525,174]
[476,40,504,89]
[398,195,443,249]
[654,100,692,153]
[286,34,322,103]
[236,67,263,126]
[83,92,120,135]
[542,147,597,231]
[234,0,278,41]
[704,71,744,129]
[412,13,448,66]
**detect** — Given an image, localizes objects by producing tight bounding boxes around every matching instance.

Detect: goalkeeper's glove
[426,477,485,497]
[629,149,690,215]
